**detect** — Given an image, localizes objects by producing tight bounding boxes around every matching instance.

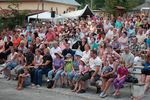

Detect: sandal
[77,89,86,93]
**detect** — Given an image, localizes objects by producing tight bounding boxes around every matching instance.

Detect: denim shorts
[24,76,31,87]
[6,61,17,70]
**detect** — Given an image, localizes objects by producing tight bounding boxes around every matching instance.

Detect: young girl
[16,67,31,90]
[73,58,89,93]
[113,60,128,96]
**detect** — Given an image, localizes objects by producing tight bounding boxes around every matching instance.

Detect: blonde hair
[120,60,125,66]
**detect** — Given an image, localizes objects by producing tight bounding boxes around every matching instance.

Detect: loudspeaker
[51,11,55,18]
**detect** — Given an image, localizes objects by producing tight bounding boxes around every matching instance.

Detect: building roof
[0,0,80,6]
[46,0,80,6]
[61,5,94,18]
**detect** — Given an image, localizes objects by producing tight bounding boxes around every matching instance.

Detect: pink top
[78,65,89,75]
[79,65,85,73]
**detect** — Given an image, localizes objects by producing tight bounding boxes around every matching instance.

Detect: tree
[104,0,144,16]
[0,0,26,31]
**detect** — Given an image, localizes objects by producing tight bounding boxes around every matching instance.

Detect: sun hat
[55,52,63,58]
[74,50,83,57]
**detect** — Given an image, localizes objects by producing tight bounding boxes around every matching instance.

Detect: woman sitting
[47,52,64,88]
[12,50,25,80]
[29,49,43,85]
[113,60,128,96]
[99,57,118,98]
[0,47,18,80]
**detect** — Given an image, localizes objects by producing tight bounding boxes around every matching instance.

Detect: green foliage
[76,0,144,13]
[104,0,144,16]
[0,0,26,31]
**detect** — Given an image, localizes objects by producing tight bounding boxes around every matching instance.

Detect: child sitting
[16,67,31,90]
[113,60,128,96]
[61,53,73,88]
[72,58,89,92]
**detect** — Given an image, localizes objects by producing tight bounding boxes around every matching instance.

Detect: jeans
[48,69,63,80]
[29,68,36,83]
[34,68,50,86]
[113,77,126,90]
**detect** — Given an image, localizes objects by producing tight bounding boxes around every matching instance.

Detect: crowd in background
[0,13,150,98]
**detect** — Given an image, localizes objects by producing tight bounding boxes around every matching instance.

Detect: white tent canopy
[28,11,60,22]
[61,5,94,19]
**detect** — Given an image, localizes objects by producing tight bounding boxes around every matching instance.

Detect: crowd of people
[0,13,150,98]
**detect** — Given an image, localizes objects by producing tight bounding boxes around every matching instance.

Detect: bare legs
[16,74,25,90]
[101,78,113,93]
[144,76,150,93]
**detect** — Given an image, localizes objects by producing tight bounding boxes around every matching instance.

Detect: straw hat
[55,52,63,58]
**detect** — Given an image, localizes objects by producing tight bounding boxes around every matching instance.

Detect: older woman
[48,52,64,88]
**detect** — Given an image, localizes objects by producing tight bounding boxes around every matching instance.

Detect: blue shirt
[146,38,150,48]
[143,62,150,68]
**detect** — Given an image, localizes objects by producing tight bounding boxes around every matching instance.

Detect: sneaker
[99,92,107,98]
[99,92,104,97]
[36,85,41,88]
[31,84,36,87]
[101,92,107,98]
[77,89,86,93]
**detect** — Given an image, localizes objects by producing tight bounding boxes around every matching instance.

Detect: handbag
[125,75,138,83]
[47,79,54,88]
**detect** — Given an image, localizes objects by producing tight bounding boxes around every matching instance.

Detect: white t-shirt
[134,56,143,66]
[50,47,62,59]
[89,56,102,72]
[82,50,90,62]
[105,29,114,39]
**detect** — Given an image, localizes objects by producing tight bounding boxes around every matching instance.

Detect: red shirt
[46,32,56,42]
[13,37,21,48]
[118,67,128,77]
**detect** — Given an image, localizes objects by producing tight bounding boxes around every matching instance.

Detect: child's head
[24,68,29,74]
[66,53,72,59]
[80,58,86,66]
[120,60,126,67]
[103,60,109,67]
